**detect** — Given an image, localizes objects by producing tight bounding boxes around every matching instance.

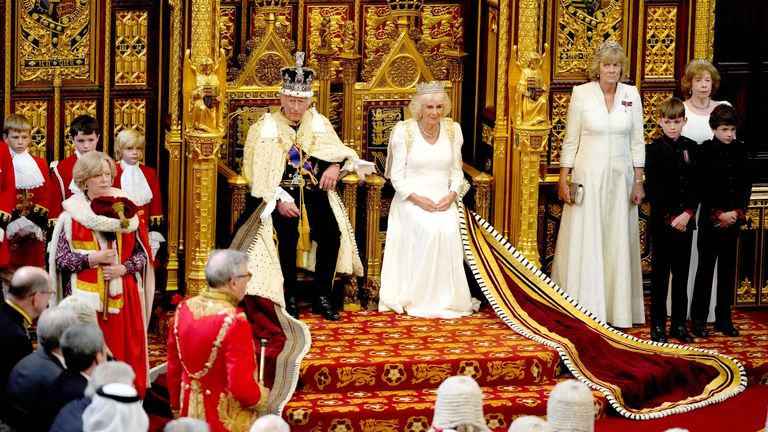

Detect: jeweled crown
[416,81,445,95]
[279,52,315,98]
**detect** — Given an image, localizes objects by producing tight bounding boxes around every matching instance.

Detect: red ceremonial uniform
[113,163,164,231]
[167,291,267,432]
[49,154,78,224]
[0,144,17,267]
[9,152,50,267]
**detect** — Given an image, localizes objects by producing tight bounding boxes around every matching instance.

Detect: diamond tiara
[415,81,446,95]
[595,40,622,55]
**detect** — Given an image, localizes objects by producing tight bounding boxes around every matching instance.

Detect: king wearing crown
[230,52,365,411]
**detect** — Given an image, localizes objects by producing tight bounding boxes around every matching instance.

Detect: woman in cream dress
[552,41,646,328]
[379,82,478,319]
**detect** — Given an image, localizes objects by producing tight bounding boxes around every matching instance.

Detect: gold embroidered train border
[459,207,747,420]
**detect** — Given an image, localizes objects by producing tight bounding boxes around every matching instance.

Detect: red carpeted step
[285,381,607,432]
[299,309,561,393]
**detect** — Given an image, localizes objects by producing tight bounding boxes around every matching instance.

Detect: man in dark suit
[40,323,107,431]
[4,307,78,430]
[0,266,53,415]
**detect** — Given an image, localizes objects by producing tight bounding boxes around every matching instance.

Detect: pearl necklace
[689,98,711,111]
[418,121,439,139]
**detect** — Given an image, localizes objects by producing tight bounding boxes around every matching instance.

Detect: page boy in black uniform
[645,98,699,343]
[690,104,751,338]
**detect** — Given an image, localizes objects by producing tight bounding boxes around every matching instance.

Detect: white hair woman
[379,81,479,318]
[551,40,645,328]
[49,151,155,396]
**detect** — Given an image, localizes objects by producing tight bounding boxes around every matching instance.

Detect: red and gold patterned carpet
[147,306,768,432]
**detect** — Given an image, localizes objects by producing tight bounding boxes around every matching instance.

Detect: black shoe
[669,324,694,343]
[285,296,299,319]
[691,321,709,337]
[714,321,740,337]
[312,297,340,321]
[650,325,667,343]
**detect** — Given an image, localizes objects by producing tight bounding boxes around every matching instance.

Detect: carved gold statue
[342,20,355,53]
[183,49,227,133]
[509,44,550,127]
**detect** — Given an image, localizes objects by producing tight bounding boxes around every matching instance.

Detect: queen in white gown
[379,82,479,319]
[552,41,646,328]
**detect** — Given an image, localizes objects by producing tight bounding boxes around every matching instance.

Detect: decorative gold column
[363,174,385,310]
[693,0,717,60]
[513,125,549,266]
[183,0,225,296]
[184,135,222,296]
[228,174,250,232]
[164,0,184,292]
[341,173,360,311]
[313,16,335,117]
[339,24,361,152]
[492,0,512,238]
[473,173,493,222]
[444,49,468,121]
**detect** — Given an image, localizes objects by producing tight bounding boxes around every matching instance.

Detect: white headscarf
[82,383,148,432]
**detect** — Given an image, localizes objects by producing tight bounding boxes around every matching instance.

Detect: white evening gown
[379,119,478,318]
[551,82,646,328]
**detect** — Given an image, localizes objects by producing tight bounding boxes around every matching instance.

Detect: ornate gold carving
[227,174,249,236]
[63,100,98,157]
[555,0,625,76]
[254,54,285,86]
[308,6,350,81]
[362,5,397,82]
[113,98,147,136]
[515,125,551,266]
[641,90,674,144]
[473,173,493,222]
[251,7,292,40]
[364,175,386,309]
[13,100,48,158]
[163,126,183,292]
[510,44,550,127]
[190,0,218,64]
[183,49,227,133]
[482,123,494,148]
[219,7,236,65]
[103,0,112,151]
[484,8,498,109]
[387,55,419,88]
[420,5,464,81]
[16,0,93,82]
[693,0,716,60]
[737,277,756,304]
[643,6,676,80]
[114,10,148,86]
[549,91,572,165]
[517,0,543,54]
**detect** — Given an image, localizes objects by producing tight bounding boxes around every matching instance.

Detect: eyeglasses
[234,272,253,281]
[37,290,54,297]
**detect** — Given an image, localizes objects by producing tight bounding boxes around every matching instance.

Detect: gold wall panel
[64,100,99,157]
[220,6,236,65]
[643,6,676,80]
[16,0,95,83]
[114,10,148,86]
[517,0,543,54]
[361,5,397,82]
[307,5,350,82]
[13,100,48,158]
[554,0,626,76]
[693,0,715,60]
[420,5,464,81]
[641,90,673,144]
[549,91,571,165]
[113,98,147,136]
